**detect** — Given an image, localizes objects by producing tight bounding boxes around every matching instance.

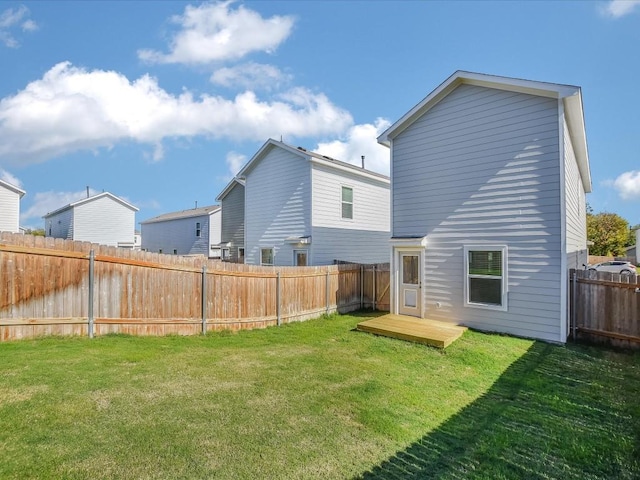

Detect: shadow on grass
[357,341,640,479]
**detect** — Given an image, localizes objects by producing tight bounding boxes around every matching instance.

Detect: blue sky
[1,0,639,230]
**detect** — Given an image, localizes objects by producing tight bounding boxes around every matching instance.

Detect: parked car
[588,261,637,275]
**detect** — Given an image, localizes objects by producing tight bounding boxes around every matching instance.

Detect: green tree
[628,224,639,247]
[24,228,45,236]
[587,212,629,256]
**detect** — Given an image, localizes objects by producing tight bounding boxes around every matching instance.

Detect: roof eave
[563,92,592,193]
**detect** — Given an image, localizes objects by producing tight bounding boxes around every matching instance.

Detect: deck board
[356,314,467,348]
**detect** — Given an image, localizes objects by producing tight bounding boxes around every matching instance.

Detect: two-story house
[378,71,591,343]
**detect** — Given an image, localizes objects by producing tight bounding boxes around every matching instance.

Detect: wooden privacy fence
[0,233,390,341]
[570,269,640,349]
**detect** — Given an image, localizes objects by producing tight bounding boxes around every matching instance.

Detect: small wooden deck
[356,314,467,349]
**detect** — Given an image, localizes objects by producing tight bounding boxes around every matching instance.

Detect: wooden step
[357,314,467,348]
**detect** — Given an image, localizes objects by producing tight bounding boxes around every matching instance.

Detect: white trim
[559,100,568,343]
[389,236,428,316]
[463,245,508,312]
[340,184,354,220]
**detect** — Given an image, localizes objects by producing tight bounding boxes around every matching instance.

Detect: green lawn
[0,311,638,479]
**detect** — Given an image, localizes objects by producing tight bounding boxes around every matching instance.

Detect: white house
[140,205,222,258]
[378,71,591,343]
[216,178,245,263]
[44,192,139,248]
[235,138,390,266]
[0,179,26,233]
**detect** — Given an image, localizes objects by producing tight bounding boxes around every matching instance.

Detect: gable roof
[0,179,26,198]
[43,192,139,219]
[378,70,591,193]
[237,138,390,184]
[140,204,221,225]
[215,177,245,202]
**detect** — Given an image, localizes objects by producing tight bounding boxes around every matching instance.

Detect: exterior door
[398,251,421,317]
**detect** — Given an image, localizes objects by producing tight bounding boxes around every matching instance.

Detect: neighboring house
[140,205,222,258]
[216,177,245,263]
[0,179,25,233]
[44,192,138,247]
[235,138,390,266]
[378,71,591,343]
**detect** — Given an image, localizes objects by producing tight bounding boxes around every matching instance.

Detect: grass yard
[0,311,638,479]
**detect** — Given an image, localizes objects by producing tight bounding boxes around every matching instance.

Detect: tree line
[587,205,638,257]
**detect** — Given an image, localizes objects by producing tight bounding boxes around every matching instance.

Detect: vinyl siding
[208,210,222,258]
[564,120,588,270]
[220,182,245,262]
[244,146,311,266]
[393,84,563,342]
[311,227,390,264]
[0,185,21,233]
[73,197,135,246]
[141,213,215,256]
[311,163,390,232]
[46,209,73,240]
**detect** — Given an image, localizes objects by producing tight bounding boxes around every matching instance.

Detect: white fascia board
[216,177,245,201]
[389,235,428,248]
[238,138,307,178]
[563,92,592,193]
[0,179,26,197]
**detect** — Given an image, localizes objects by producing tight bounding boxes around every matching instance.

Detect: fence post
[201,264,207,335]
[360,265,364,310]
[571,269,577,340]
[373,264,377,311]
[326,270,330,316]
[88,249,94,339]
[276,272,281,326]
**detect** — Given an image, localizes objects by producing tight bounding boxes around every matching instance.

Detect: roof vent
[297,146,307,152]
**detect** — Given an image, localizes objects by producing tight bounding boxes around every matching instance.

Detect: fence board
[0,233,391,341]
[571,269,640,349]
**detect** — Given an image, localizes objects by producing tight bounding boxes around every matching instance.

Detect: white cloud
[211,62,292,90]
[0,168,22,188]
[138,1,295,65]
[314,118,392,175]
[607,170,640,199]
[226,151,246,175]
[601,0,640,17]
[0,62,353,165]
[0,5,37,47]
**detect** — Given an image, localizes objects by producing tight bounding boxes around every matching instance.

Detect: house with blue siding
[44,192,138,247]
[235,138,390,266]
[140,205,222,258]
[378,71,591,343]
[0,179,26,233]
[216,177,245,263]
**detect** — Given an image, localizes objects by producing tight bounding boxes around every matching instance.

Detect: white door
[398,251,421,317]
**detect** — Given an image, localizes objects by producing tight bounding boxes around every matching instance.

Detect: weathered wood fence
[0,233,390,341]
[570,268,640,349]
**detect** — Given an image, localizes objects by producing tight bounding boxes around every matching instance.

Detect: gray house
[236,138,390,266]
[44,192,138,247]
[0,179,25,233]
[216,177,245,263]
[378,71,591,343]
[140,205,222,258]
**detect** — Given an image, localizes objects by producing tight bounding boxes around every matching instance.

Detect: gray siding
[244,146,311,266]
[220,182,245,262]
[0,185,21,233]
[141,213,215,256]
[73,197,135,247]
[46,209,73,240]
[311,227,390,265]
[393,84,563,342]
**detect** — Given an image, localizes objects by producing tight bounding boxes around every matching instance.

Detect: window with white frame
[341,186,353,219]
[261,248,274,266]
[464,246,507,310]
[195,222,201,237]
[221,248,230,261]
